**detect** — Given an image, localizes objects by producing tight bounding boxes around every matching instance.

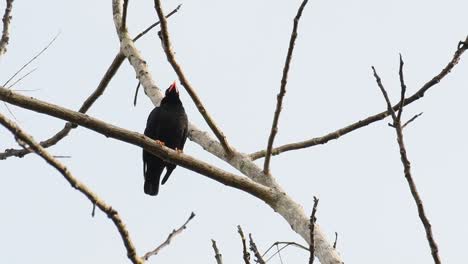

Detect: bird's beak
[169,81,178,93]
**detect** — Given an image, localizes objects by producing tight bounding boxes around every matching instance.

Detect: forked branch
[0,112,143,264]
[0,5,182,160]
[250,35,468,160]
[0,86,275,203]
[153,0,233,156]
[372,61,441,264]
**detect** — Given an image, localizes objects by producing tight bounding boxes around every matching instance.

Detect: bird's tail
[144,162,164,196]
[161,164,176,185]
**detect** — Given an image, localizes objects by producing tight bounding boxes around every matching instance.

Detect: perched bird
[143,82,188,196]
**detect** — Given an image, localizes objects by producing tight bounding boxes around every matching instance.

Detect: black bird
[143,82,188,196]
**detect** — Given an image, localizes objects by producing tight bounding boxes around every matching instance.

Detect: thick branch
[0,86,275,203]
[110,1,343,263]
[142,212,195,261]
[0,113,143,264]
[0,0,13,58]
[373,66,441,264]
[263,0,309,175]
[153,0,233,155]
[0,6,181,160]
[249,35,468,160]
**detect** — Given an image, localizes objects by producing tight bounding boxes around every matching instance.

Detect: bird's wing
[181,126,188,149]
[144,107,161,139]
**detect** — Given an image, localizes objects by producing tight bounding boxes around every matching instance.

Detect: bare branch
[263,241,309,262]
[402,112,423,129]
[142,212,195,261]
[153,0,233,155]
[333,232,338,249]
[7,67,37,89]
[249,234,266,264]
[0,6,181,160]
[237,226,251,264]
[121,0,129,31]
[133,4,181,42]
[397,53,407,121]
[133,81,140,106]
[111,2,343,262]
[263,0,309,175]
[249,36,468,160]
[0,0,13,58]
[309,196,319,264]
[0,112,143,264]
[371,66,397,119]
[373,67,441,264]
[3,32,60,87]
[211,239,224,264]
[0,86,276,202]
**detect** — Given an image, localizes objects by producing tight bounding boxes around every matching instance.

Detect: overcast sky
[1,0,467,263]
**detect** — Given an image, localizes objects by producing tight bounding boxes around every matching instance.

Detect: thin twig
[211,239,224,264]
[121,0,129,31]
[237,226,251,264]
[249,35,468,160]
[397,53,407,121]
[133,4,181,42]
[333,232,338,249]
[133,81,140,106]
[0,112,143,264]
[0,6,182,160]
[263,0,309,175]
[153,0,233,156]
[0,0,14,58]
[142,212,195,260]
[7,68,37,89]
[402,112,423,129]
[262,241,309,258]
[372,66,441,264]
[91,202,96,217]
[249,234,266,264]
[3,32,60,87]
[276,244,284,264]
[309,196,319,264]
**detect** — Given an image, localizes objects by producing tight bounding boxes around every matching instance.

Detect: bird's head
[162,81,181,105]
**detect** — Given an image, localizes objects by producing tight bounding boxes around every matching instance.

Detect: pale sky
[1,0,467,263]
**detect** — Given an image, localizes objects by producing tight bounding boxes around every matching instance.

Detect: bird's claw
[155,140,166,146]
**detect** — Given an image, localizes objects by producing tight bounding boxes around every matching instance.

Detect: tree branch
[249,234,266,264]
[0,86,275,202]
[0,0,13,59]
[372,65,441,264]
[111,1,345,263]
[249,35,468,160]
[0,112,143,264]
[263,0,309,175]
[237,226,251,264]
[0,6,182,160]
[153,0,233,156]
[309,196,319,264]
[211,239,224,264]
[142,212,195,261]
[121,0,129,32]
